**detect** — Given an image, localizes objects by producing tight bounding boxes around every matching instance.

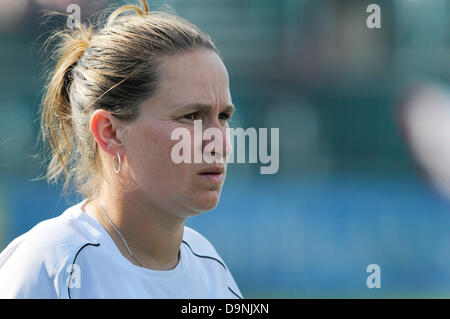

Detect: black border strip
[181,240,227,271]
[68,243,100,299]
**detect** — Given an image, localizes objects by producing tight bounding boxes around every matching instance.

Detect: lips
[197,165,225,175]
[198,165,225,183]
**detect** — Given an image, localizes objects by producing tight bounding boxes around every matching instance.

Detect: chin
[189,190,221,213]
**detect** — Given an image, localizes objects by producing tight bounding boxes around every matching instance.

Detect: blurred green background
[1,0,450,298]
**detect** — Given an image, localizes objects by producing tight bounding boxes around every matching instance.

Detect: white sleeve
[224,267,243,299]
[0,238,59,299]
[182,227,243,299]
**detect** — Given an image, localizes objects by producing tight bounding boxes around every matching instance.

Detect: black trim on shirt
[228,286,243,299]
[181,240,227,271]
[68,242,100,299]
[182,240,243,298]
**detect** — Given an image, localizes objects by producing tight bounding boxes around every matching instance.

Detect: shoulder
[0,202,99,298]
[182,226,243,299]
[182,226,227,270]
[1,202,98,268]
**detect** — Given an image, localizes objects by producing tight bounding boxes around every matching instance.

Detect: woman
[0,0,242,299]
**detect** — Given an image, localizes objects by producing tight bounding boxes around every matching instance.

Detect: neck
[83,185,186,270]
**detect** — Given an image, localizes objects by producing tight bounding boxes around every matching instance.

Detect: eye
[219,112,232,121]
[182,112,200,120]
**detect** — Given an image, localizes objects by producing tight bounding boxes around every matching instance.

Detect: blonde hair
[40,0,219,199]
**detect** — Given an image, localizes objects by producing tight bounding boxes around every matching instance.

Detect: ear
[90,109,124,155]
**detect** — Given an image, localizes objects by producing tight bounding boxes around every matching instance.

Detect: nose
[202,120,232,163]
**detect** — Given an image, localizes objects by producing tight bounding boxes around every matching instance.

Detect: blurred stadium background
[1,0,450,298]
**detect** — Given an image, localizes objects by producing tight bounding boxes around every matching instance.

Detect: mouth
[198,165,225,183]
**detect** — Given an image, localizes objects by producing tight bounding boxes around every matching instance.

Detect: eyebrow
[177,103,236,114]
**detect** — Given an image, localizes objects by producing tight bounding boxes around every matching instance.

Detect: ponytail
[40,23,93,191]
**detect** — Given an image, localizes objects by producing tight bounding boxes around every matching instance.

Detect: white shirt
[0,201,242,299]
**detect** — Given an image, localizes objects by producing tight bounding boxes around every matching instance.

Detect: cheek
[125,123,192,187]
[123,121,223,214]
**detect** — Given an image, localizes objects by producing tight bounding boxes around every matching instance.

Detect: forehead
[155,50,231,105]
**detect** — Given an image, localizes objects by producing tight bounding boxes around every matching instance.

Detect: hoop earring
[113,152,121,174]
